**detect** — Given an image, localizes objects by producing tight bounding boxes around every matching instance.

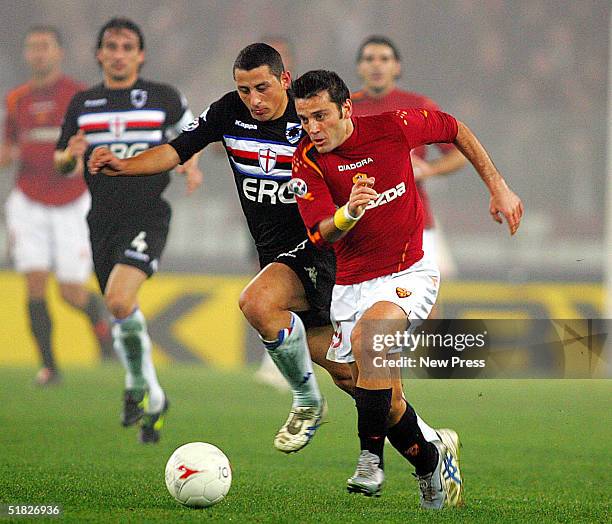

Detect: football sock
[355,387,392,469]
[112,308,165,413]
[28,299,55,370]
[81,292,107,325]
[261,312,322,407]
[387,400,439,475]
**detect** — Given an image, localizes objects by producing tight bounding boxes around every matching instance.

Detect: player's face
[24,32,63,77]
[357,43,400,95]
[96,29,144,86]
[295,91,353,154]
[234,65,291,121]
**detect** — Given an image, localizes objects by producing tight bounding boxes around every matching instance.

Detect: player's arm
[54,129,87,175]
[88,143,180,176]
[453,120,523,235]
[316,178,378,243]
[174,151,204,195]
[412,147,466,182]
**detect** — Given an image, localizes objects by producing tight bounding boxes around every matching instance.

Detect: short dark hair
[291,70,351,114]
[356,35,401,62]
[96,18,145,50]
[233,43,284,79]
[26,25,63,47]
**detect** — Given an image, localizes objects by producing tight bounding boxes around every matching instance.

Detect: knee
[59,285,85,308]
[239,286,276,331]
[104,290,134,319]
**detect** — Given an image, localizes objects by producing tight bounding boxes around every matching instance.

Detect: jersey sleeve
[56,93,81,150]
[419,97,456,154]
[168,94,228,164]
[292,142,336,234]
[391,108,458,151]
[163,85,194,141]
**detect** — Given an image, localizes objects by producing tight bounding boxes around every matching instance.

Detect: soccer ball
[165,442,232,508]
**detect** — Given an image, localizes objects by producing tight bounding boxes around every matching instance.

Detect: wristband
[333,204,364,231]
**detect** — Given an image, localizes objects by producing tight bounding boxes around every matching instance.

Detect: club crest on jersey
[130,89,147,108]
[258,148,277,173]
[396,287,412,298]
[352,173,368,184]
[286,122,302,145]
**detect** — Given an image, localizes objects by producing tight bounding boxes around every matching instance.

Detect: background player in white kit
[2,26,113,385]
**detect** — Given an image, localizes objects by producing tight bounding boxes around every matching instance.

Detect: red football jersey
[4,75,86,205]
[293,109,458,285]
[352,88,456,229]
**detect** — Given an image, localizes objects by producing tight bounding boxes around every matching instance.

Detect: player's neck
[364,84,395,99]
[30,69,62,89]
[336,118,355,149]
[104,73,139,90]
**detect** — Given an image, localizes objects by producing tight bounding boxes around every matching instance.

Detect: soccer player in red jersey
[352,36,466,277]
[291,70,522,507]
[1,26,112,385]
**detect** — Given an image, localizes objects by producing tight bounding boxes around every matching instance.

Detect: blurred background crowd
[0,0,609,281]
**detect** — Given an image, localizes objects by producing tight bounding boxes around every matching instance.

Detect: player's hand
[489,186,523,235]
[348,176,377,216]
[66,129,88,158]
[410,154,434,182]
[176,163,204,195]
[88,147,124,176]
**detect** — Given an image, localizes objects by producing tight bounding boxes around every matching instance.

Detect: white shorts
[5,188,92,283]
[327,258,440,363]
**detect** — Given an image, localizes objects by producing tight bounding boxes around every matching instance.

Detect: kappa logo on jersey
[286,122,302,145]
[396,287,412,298]
[258,148,277,173]
[131,231,148,253]
[366,182,406,210]
[130,89,147,108]
[84,98,107,107]
[338,157,373,172]
[235,120,257,130]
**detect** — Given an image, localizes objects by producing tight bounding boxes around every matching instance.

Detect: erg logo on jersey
[366,182,406,209]
[242,178,296,204]
[338,157,373,172]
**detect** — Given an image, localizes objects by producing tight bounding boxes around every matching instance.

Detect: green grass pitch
[0,366,609,523]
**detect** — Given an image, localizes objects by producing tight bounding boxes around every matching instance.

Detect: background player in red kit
[291,70,522,507]
[352,35,466,277]
[1,26,112,385]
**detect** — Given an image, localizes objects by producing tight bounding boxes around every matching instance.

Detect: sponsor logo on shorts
[124,249,150,262]
[305,266,318,287]
[396,287,412,298]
